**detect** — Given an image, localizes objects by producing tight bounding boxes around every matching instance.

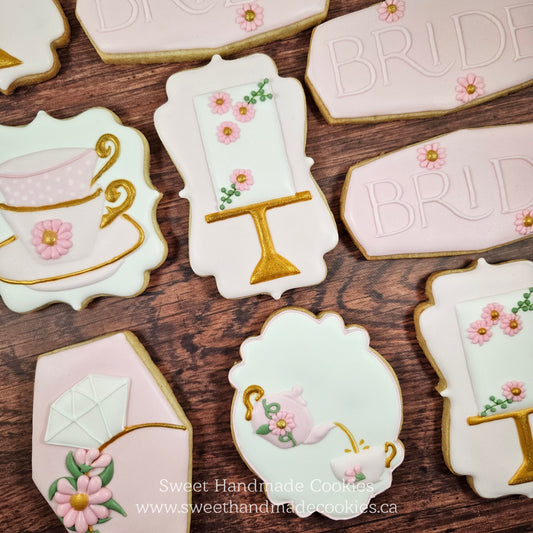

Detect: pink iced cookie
[342,123,533,259]
[33,331,193,533]
[306,0,533,123]
[416,258,533,497]
[76,0,329,64]
[0,0,69,95]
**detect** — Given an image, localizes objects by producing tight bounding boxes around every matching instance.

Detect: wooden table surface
[1,1,532,531]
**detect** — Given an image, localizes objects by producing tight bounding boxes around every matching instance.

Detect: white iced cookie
[155,54,338,299]
[229,308,404,519]
[33,331,193,533]
[0,0,70,95]
[76,0,329,64]
[415,258,533,497]
[0,109,167,312]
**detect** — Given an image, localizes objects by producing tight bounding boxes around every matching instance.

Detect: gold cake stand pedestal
[468,407,533,485]
[205,191,311,285]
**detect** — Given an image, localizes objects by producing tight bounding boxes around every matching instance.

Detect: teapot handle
[384,441,397,468]
[243,385,264,421]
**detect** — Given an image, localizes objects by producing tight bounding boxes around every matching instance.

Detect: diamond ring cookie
[0,0,70,95]
[76,0,329,64]
[32,331,193,532]
[0,109,167,312]
[229,308,404,519]
[155,54,338,299]
[415,259,533,497]
[342,123,533,259]
[306,0,533,123]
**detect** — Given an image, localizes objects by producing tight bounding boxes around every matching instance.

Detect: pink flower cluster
[344,464,364,484]
[502,380,526,402]
[514,208,533,235]
[74,447,112,477]
[416,142,446,170]
[455,73,485,103]
[468,302,522,345]
[32,219,72,260]
[230,169,254,191]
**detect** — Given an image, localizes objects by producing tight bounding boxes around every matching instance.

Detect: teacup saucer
[0,214,143,291]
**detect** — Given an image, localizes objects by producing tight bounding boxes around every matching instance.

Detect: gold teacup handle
[91,134,120,187]
[384,441,397,468]
[243,385,264,421]
[100,180,136,229]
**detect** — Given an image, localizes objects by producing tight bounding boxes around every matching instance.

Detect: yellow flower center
[239,106,248,115]
[245,9,256,21]
[510,320,518,329]
[387,3,398,13]
[466,83,476,94]
[523,215,533,227]
[512,387,522,396]
[236,174,247,183]
[223,127,233,136]
[426,150,439,162]
[490,310,499,320]
[477,327,487,336]
[42,230,57,246]
[216,98,224,105]
[70,493,89,511]
[276,419,287,429]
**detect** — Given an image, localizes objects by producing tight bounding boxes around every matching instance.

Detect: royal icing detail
[33,332,193,533]
[416,258,533,497]
[342,124,533,259]
[75,0,328,63]
[229,309,404,519]
[0,109,167,313]
[155,54,338,299]
[0,0,69,95]
[306,0,533,122]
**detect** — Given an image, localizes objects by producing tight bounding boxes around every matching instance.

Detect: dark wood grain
[1,1,532,532]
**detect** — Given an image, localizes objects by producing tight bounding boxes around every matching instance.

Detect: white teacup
[330,442,397,484]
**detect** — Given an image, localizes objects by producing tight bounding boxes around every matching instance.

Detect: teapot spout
[302,422,336,444]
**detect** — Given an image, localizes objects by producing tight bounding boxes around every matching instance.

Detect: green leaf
[65,476,78,490]
[48,478,60,500]
[356,473,366,481]
[489,396,496,401]
[267,94,273,99]
[97,517,112,524]
[256,424,271,435]
[102,498,127,517]
[80,464,92,474]
[99,459,114,487]
[220,204,225,210]
[512,307,518,314]
[66,451,83,479]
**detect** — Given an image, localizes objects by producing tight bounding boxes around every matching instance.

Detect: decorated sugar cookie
[33,331,192,532]
[155,54,338,299]
[229,309,404,519]
[0,0,70,95]
[342,123,533,259]
[306,0,533,123]
[76,0,329,64]
[0,109,167,312]
[415,259,533,497]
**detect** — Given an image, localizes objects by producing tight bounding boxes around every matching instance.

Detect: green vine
[512,288,533,314]
[243,79,273,104]
[219,184,241,210]
[481,395,513,417]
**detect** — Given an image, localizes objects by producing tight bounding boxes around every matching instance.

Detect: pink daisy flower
[455,73,485,103]
[467,319,492,346]
[236,2,264,32]
[217,121,240,145]
[500,313,522,336]
[417,142,446,170]
[378,0,405,23]
[74,448,112,477]
[208,92,232,115]
[514,208,533,235]
[32,219,72,260]
[502,380,526,402]
[233,101,255,123]
[481,303,504,325]
[230,169,254,191]
[268,410,296,437]
[344,464,363,484]
[54,475,112,533]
